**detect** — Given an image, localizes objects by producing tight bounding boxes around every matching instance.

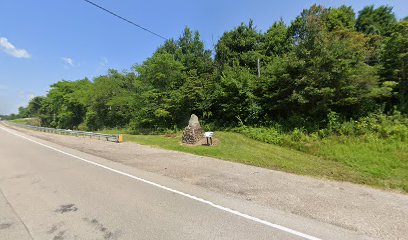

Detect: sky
[0,0,407,114]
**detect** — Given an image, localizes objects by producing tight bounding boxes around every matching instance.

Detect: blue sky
[1,0,407,114]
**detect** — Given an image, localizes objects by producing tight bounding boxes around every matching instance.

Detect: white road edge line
[0,125,322,240]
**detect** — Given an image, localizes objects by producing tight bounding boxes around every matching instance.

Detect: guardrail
[6,122,122,143]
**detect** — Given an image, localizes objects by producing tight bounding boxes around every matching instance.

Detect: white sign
[204,132,214,138]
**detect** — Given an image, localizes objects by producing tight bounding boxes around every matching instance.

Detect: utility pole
[257,58,261,78]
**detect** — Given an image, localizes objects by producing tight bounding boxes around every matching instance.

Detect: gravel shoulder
[5,124,408,240]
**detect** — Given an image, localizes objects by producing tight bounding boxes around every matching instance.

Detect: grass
[10,118,40,126]
[103,130,404,191]
[10,118,31,124]
[233,121,408,192]
[9,118,405,192]
[313,136,408,191]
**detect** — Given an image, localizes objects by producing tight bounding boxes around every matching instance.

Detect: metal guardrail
[6,122,121,143]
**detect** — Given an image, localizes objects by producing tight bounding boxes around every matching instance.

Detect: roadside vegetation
[9,118,41,126]
[235,112,408,191]
[101,112,408,192]
[6,5,408,192]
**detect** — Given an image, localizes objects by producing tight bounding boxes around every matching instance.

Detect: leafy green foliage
[39,79,92,129]
[238,112,408,147]
[215,20,263,71]
[130,28,217,129]
[258,6,383,124]
[232,112,408,191]
[326,5,356,31]
[213,66,260,125]
[14,4,406,135]
[85,70,137,130]
[356,5,397,36]
[131,53,186,129]
[261,20,291,58]
[380,20,408,112]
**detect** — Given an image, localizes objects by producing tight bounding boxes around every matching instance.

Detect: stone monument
[182,114,204,144]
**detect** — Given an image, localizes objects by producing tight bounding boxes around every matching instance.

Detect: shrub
[234,112,408,148]
[234,126,284,145]
[349,112,408,141]
[289,128,307,142]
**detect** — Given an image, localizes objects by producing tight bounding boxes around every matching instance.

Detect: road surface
[0,124,371,240]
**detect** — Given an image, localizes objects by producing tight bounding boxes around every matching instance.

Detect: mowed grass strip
[108,131,394,190]
[9,121,405,193]
[8,119,406,192]
[117,131,408,192]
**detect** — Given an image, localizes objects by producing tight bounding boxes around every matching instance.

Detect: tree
[261,19,291,58]
[326,5,356,31]
[213,65,260,125]
[15,5,404,132]
[17,106,28,118]
[131,53,187,129]
[85,70,136,130]
[380,20,408,112]
[259,5,385,124]
[356,5,397,36]
[215,20,263,71]
[157,27,214,75]
[26,96,45,117]
[41,79,92,129]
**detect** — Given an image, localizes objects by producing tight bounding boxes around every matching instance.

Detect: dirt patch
[181,137,221,146]
[163,133,177,138]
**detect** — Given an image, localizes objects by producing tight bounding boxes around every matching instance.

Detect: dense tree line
[17,5,408,131]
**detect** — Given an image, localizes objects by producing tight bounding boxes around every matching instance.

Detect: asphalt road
[0,124,372,240]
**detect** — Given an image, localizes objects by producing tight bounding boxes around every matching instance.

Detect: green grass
[10,118,31,124]
[10,118,407,192]
[233,123,408,192]
[313,136,408,191]
[103,130,403,190]
[10,118,40,126]
[103,130,408,192]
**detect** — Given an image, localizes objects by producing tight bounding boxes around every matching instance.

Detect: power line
[82,0,168,40]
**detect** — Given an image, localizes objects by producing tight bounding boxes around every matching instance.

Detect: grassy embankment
[9,118,41,126]
[103,128,408,193]
[9,117,407,192]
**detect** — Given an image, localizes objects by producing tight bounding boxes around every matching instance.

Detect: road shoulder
[2,123,407,240]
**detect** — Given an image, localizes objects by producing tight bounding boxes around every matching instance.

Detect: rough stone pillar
[182,114,204,144]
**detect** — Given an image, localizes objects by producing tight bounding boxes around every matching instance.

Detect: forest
[14,5,407,134]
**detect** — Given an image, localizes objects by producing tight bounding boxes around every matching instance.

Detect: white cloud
[0,37,31,58]
[100,57,108,67]
[61,57,74,67]
[96,57,109,73]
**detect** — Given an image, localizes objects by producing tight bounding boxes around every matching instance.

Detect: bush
[345,112,408,141]
[289,128,308,142]
[234,126,284,145]
[234,112,408,149]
